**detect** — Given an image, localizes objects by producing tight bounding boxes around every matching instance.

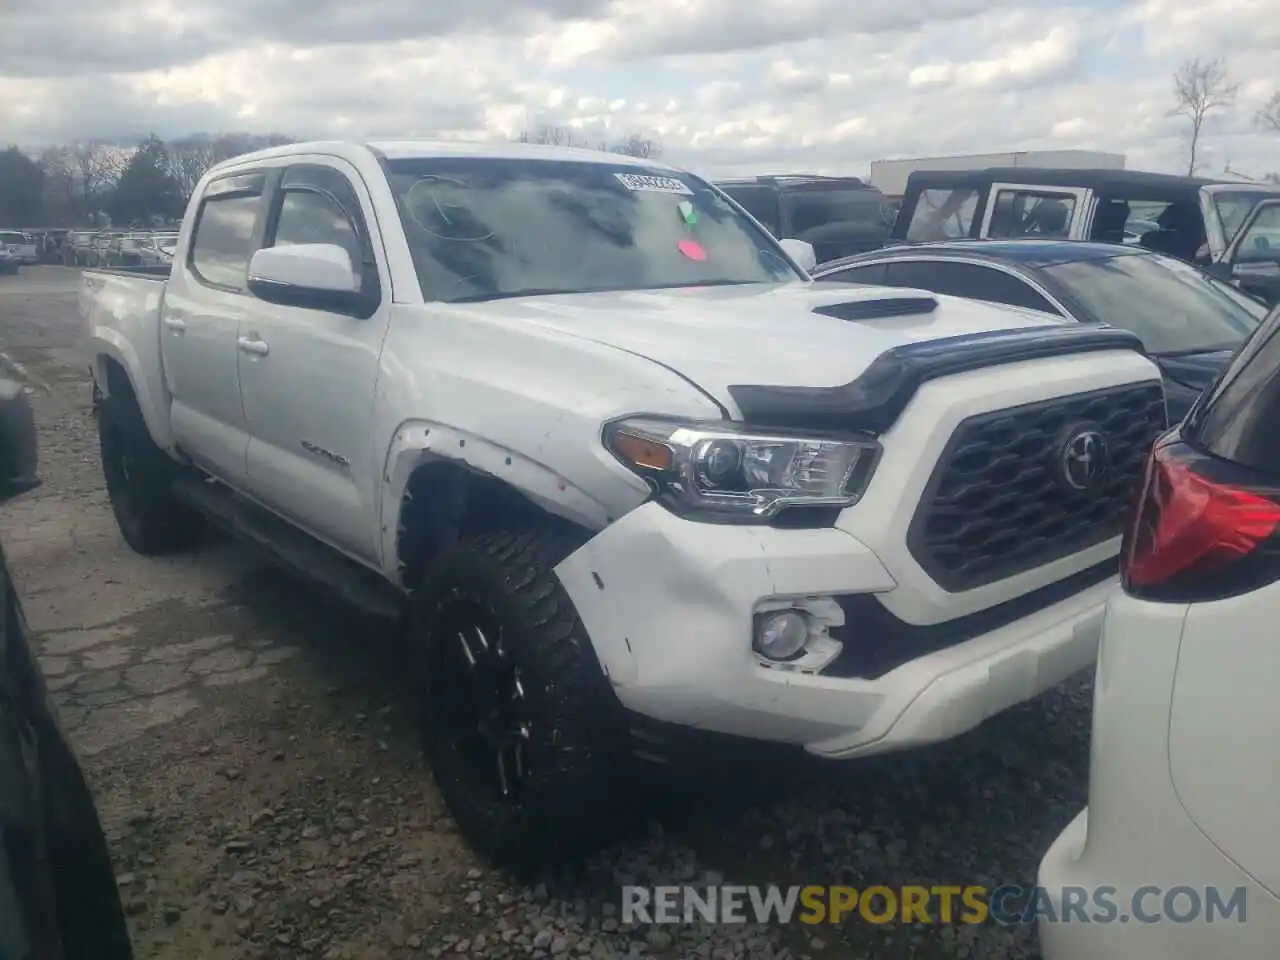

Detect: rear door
[160,171,270,485]
[1167,303,1280,895]
[979,185,1092,240]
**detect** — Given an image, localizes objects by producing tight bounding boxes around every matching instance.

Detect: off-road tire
[97,389,202,555]
[411,528,632,877]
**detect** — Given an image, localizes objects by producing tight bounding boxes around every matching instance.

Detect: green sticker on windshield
[678,200,697,226]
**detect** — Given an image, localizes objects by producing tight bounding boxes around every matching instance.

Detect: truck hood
[456,281,1072,401]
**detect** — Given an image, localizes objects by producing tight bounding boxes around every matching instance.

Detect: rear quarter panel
[82,270,176,450]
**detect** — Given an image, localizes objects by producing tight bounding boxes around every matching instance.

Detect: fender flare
[90,331,174,451]
[378,419,612,585]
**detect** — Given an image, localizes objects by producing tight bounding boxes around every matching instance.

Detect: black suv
[715,175,896,265]
[0,378,134,960]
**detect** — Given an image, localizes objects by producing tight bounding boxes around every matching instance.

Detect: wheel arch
[383,421,612,589]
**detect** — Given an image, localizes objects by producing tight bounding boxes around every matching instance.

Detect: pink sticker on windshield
[678,239,707,261]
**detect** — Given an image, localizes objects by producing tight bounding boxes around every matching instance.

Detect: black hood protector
[728,324,1148,435]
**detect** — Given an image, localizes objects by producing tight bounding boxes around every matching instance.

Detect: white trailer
[869,150,1126,198]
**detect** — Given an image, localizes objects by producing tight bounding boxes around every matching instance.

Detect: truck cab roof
[206,139,683,177]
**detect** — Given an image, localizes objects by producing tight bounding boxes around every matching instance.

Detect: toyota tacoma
[80,139,1167,872]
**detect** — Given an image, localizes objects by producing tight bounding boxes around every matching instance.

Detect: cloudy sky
[1,0,1276,179]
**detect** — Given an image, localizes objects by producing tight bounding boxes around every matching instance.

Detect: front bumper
[555,501,1110,758]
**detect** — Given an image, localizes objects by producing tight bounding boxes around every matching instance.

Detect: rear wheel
[411,529,632,876]
[97,388,202,555]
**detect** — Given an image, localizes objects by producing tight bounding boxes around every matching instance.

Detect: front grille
[908,381,1167,592]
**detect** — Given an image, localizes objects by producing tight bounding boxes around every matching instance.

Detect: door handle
[237,336,269,356]
[162,316,186,332]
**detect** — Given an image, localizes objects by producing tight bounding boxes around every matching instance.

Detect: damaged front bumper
[555,502,1110,758]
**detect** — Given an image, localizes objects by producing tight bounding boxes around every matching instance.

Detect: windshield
[0,233,23,244]
[1214,190,1280,244]
[384,157,800,303]
[1040,252,1266,355]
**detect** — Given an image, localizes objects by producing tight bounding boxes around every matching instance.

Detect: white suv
[1039,302,1280,958]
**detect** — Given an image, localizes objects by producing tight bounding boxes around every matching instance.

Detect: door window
[272,191,362,266]
[1232,204,1280,265]
[267,165,379,299]
[904,188,979,242]
[882,260,1059,313]
[189,193,263,290]
[987,191,1077,239]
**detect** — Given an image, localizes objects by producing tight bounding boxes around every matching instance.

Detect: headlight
[604,417,881,521]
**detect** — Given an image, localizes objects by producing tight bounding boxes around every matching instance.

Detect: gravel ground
[0,266,1092,960]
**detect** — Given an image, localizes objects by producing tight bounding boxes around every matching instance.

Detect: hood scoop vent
[812,296,938,322]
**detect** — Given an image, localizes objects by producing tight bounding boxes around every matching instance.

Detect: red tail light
[1121,442,1280,601]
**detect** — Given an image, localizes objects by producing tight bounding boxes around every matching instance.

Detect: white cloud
[1,0,1277,180]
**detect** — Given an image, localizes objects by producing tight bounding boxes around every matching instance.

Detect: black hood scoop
[812,296,938,322]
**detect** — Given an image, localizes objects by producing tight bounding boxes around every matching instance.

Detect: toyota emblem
[1058,428,1109,492]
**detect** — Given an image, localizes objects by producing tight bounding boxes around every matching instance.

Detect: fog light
[754,610,809,661]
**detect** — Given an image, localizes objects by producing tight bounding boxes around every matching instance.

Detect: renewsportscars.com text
[622,884,1249,926]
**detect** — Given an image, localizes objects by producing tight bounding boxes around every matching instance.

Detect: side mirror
[0,378,39,502]
[779,238,817,273]
[247,244,361,311]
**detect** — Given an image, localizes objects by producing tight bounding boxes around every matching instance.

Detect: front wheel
[97,389,203,555]
[411,529,632,876]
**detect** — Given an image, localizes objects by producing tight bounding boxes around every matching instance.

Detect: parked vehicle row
[63,230,178,269]
[888,168,1280,304]
[710,166,1280,307]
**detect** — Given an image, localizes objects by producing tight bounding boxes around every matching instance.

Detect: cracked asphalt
[0,266,1094,960]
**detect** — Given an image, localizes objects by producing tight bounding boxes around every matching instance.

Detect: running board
[170,476,406,623]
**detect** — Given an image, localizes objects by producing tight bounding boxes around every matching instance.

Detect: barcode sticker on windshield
[614,173,692,194]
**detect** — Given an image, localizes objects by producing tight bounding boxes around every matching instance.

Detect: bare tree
[517,126,662,159]
[1257,91,1280,136]
[69,140,128,217]
[37,146,80,224]
[518,125,583,147]
[166,136,219,198]
[166,133,295,200]
[604,134,661,159]
[1170,56,1240,175]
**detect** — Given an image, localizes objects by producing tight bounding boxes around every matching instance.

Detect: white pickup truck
[81,140,1166,872]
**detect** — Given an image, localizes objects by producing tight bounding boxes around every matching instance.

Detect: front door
[978,184,1092,240]
[237,160,391,564]
[160,172,269,486]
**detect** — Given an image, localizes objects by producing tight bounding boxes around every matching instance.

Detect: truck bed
[80,266,175,451]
